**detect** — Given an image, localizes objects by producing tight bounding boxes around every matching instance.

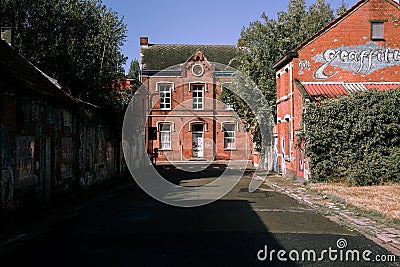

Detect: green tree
[1,0,127,107]
[225,0,337,153]
[302,0,335,39]
[336,0,348,17]
[127,59,140,80]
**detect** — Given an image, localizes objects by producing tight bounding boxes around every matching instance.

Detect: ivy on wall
[302,89,400,186]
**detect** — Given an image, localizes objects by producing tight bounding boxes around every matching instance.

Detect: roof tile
[141,44,239,70]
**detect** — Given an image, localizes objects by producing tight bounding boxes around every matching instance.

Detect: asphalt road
[1,163,398,266]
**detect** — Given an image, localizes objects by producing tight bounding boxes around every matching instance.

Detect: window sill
[371,38,385,41]
[224,148,237,151]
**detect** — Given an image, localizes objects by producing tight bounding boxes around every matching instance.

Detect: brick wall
[144,53,253,163]
[275,0,400,179]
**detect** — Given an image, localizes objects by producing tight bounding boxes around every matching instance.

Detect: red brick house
[139,37,254,162]
[273,0,400,180]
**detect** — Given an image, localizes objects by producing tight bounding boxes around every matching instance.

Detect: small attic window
[370,21,385,40]
[193,52,204,61]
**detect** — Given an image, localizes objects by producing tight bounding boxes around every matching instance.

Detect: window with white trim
[221,83,234,110]
[159,123,171,150]
[192,85,204,110]
[223,123,236,150]
[159,84,171,109]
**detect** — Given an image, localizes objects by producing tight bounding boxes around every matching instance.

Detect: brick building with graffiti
[273,0,400,180]
[139,37,254,163]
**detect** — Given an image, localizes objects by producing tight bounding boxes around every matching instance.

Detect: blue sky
[101,0,359,72]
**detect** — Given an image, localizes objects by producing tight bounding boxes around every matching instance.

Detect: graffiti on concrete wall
[15,136,36,189]
[1,125,13,170]
[1,125,14,208]
[61,137,74,179]
[313,42,400,79]
[63,110,72,134]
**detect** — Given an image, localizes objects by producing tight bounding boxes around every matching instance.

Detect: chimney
[139,37,149,71]
[140,36,148,47]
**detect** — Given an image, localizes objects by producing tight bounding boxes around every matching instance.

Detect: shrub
[302,89,400,186]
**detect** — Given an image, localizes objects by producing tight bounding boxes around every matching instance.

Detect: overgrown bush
[302,89,400,186]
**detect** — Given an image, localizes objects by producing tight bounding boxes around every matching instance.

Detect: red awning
[301,82,400,99]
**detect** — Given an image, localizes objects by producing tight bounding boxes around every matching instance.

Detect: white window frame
[157,82,173,110]
[156,121,175,132]
[222,122,237,150]
[188,81,207,92]
[220,82,234,110]
[156,82,175,92]
[189,121,208,132]
[192,84,204,110]
[158,122,172,150]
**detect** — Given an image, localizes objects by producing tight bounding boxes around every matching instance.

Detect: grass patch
[309,183,400,222]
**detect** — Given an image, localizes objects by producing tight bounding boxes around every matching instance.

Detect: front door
[192,124,204,158]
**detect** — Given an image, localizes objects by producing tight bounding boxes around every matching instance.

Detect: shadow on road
[155,164,229,184]
[0,164,298,266]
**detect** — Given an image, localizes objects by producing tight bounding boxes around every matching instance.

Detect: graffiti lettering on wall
[61,137,74,179]
[1,167,14,209]
[15,136,37,189]
[1,125,13,169]
[1,125,15,208]
[313,42,400,79]
[63,110,72,134]
[298,60,311,75]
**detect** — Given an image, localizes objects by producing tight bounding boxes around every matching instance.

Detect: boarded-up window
[371,22,384,40]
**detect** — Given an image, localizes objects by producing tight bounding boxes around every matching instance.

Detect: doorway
[192,124,204,158]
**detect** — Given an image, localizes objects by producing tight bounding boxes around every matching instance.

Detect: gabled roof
[141,44,239,70]
[273,0,400,70]
[0,39,74,104]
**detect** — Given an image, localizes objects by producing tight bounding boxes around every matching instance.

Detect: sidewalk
[261,174,400,257]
